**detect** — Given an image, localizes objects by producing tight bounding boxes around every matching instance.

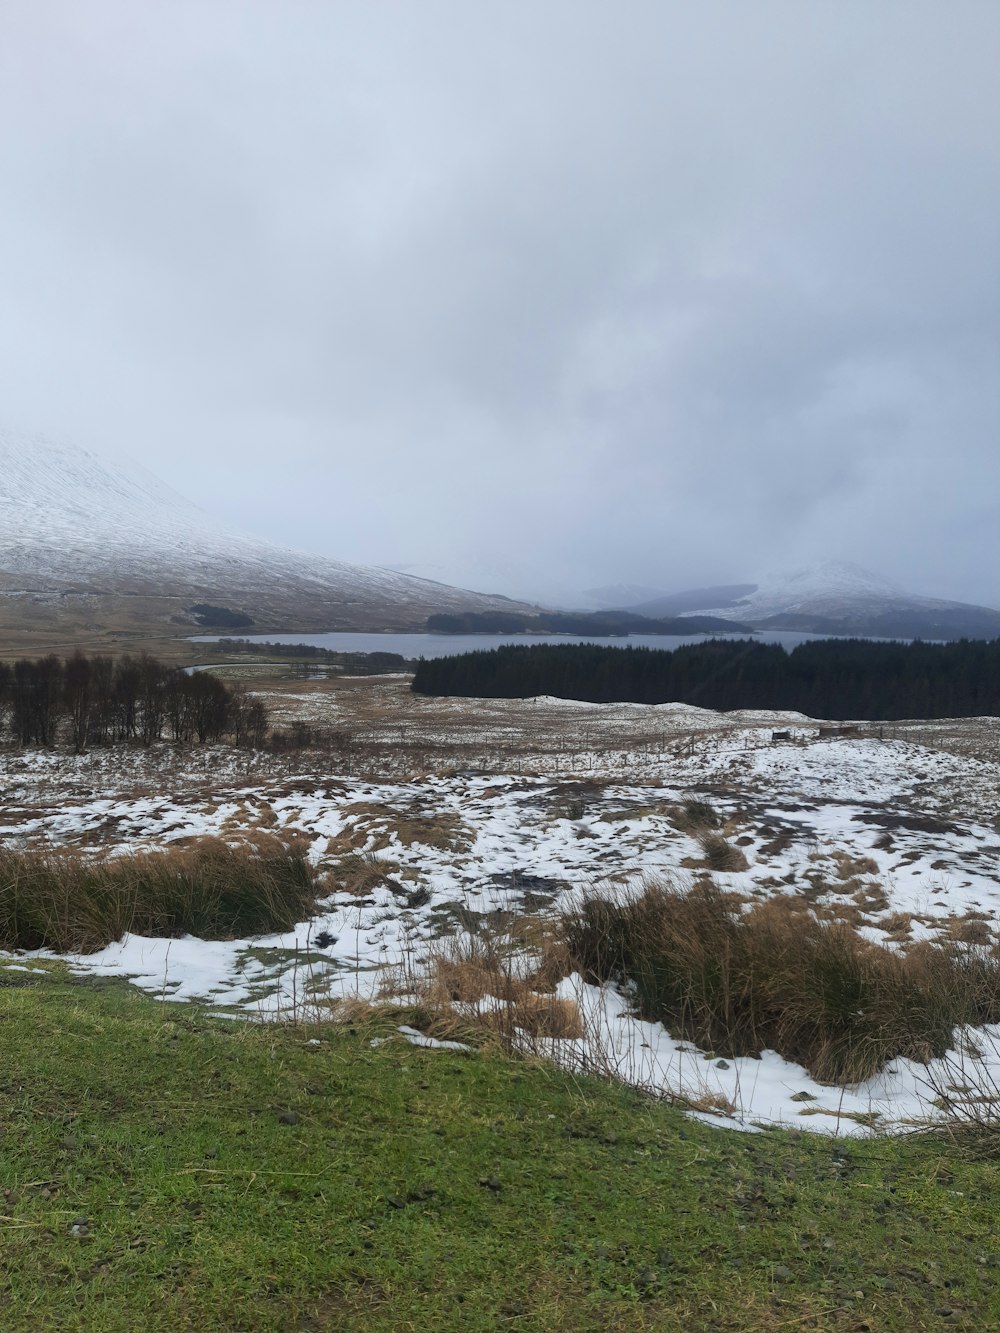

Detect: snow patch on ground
[3,703,999,1136]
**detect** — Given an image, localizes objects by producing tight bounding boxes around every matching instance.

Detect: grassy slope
[2,968,999,1331]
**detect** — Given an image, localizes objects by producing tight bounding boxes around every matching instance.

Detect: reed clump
[0,838,316,952]
[563,878,1000,1084]
[698,833,749,872]
[670,799,721,834]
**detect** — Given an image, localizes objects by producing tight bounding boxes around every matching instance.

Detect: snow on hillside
[384,557,609,608]
[0,431,250,567]
[674,559,1000,628]
[0,431,523,614]
[748,560,902,608]
[680,560,903,620]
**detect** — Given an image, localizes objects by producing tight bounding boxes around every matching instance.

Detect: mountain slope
[627,583,758,618]
[0,432,533,635]
[632,562,1000,640]
[576,583,671,611]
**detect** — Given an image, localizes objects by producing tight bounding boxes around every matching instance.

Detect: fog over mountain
[6,431,995,642]
[0,433,533,634]
[629,561,1000,641]
[0,3,997,607]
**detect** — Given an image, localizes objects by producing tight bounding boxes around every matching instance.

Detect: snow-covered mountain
[632,561,1000,640]
[388,568,670,612]
[384,559,555,607]
[0,432,533,634]
[608,582,756,617]
[678,562,904,621]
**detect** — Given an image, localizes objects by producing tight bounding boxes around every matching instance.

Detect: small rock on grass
[277,1111,298,1126]
[635,1266,659,1293]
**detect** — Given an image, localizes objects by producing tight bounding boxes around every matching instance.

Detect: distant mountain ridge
[0,432,534,636]
[631,562,1000,641]
[627,583,757,617]
[577,582,671,611]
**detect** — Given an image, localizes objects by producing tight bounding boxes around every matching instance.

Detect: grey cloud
[0,1,997,606]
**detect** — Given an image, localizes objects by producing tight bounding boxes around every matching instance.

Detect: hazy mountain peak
[0,430,532,632]
[0,429,242,557]
[620,557,1000,639]
[693,562,922,623]
[751,560,904,605]
[578,583,669,611]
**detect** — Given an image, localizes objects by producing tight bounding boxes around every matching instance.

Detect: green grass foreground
[2,968,1000,1331]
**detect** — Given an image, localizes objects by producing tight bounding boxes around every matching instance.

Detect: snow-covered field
[2,677,999,1136]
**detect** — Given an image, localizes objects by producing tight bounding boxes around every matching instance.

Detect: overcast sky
[1,2,997,605]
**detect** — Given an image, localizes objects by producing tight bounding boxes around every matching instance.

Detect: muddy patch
[487,869,572,911]
[854,810,961,836]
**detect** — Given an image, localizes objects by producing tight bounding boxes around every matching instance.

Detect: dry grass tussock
[0,836,316,953]
[669,799,721,834]
[562,877,1000,1085]
[326,803,471,855]
[381,926,584,1044]
[320,851,405,898]
[698,833,749,872]
[390,810,473,853]
[323,995,384,1026]
[324,803,392,854]
[831,849,880,880]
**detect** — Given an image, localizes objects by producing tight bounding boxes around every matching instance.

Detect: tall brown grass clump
[382,926,583,1047]
[563,878,1000,1084]
[698,833,749,872]
[670,800,720,834]
[0,838,316,953]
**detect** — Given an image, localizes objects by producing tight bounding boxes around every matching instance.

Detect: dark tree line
[213,640,409,674]
[0,653,269,750]
[189,603,256,628]
[411,638,1000,721]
